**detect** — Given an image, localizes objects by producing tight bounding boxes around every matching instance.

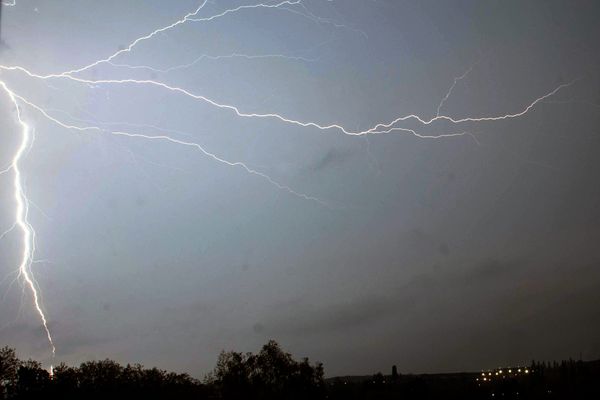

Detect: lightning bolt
[0,81,56,357]
[0,64,575,139]
[2,84,327,206]
[33,0,303,79]
[0,1,577,360]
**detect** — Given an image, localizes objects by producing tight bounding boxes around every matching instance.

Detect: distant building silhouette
[392,365,398,381]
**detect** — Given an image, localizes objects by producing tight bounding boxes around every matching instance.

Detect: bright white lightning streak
[45,0,302,79]
[0,81,56,357]
[3,84,328,207]
[53,0,210,77]
[356,80,577,139]
[0,64,575,139]
[1,0,572,140]
[187,1,302,23]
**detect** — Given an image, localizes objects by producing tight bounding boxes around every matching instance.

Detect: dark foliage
[2,342,598,399]
[207,339,325,400]
[0,347,206,400]
[0,340,324,400]
[0,347,19,399]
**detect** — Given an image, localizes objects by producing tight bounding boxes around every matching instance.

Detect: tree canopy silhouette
[208,339,325,400]
[0,347,204,400]
[0,340,324,400]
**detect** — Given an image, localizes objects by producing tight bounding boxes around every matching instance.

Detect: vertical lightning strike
[1,81,56,358]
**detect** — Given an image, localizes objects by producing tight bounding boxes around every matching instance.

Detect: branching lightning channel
[0,0,577,360]
[3,84,328,207]
[53,0,210,77]
[0,64,576,139]
[28,0,303,79]
[0,81,56,357]
[436,65,474,118]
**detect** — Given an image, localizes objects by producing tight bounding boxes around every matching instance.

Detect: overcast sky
[1,0,599,377]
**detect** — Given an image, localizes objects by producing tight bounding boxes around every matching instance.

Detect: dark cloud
[252,322,264,334]
[463,258,524,284]
[265,294,408,336]
[310,148,355,172]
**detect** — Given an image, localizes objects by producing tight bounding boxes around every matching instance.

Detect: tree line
[2,342,599,399]
[0,340,325,400]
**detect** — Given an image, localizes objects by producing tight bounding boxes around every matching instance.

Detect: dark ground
[2,342,599,399]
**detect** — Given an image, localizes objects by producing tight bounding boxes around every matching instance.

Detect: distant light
[518,369,521,373]
[482,373,486,376]
[489,372,492,376]
[508,369,512,373]
[499,370,503,374]
[525,369,529,374]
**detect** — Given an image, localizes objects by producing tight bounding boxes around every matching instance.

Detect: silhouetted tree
[51,362,78,397]
[78,359,123,396]
[209,340,324,400]
[0,347,19,399]
[15,360,49,399]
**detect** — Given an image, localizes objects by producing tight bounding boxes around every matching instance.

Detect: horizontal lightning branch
[0,64,576,138]
[1,83,327,207]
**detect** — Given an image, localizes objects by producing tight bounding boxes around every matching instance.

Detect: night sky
[1,0,599,377]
